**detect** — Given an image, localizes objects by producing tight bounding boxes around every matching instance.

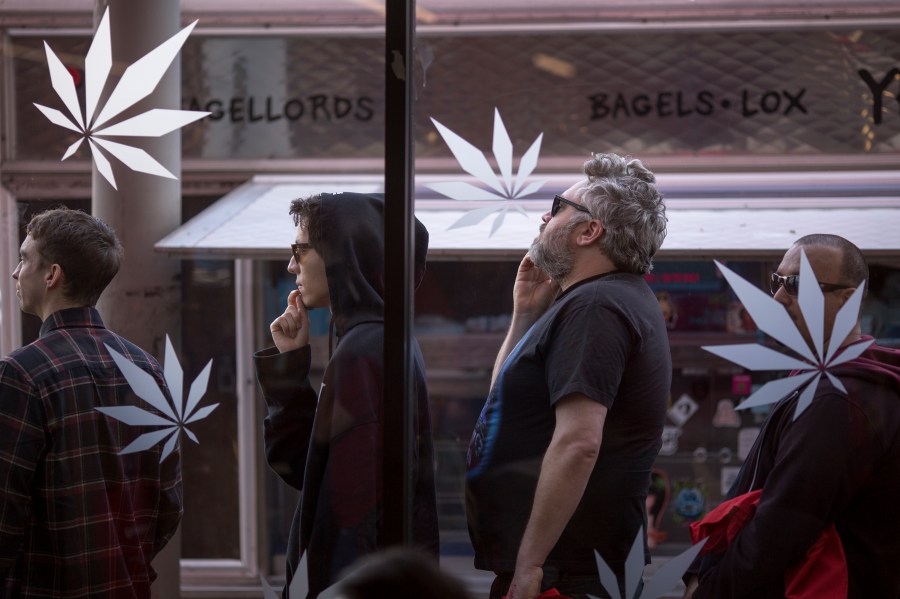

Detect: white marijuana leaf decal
[429,108,547,235]
[261,551,343,599]
[34,7,209,190]
[262,552,307,599]
[703,250,870,420]
[593,527,708,599]
[96,335,218,462]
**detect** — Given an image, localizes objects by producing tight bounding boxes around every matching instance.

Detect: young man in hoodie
[686,234,900,599]
[254,192,439,598]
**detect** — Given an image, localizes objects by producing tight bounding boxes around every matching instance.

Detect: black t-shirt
[466,272,671,574]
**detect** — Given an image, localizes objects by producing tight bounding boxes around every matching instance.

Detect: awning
[156,173,900,261]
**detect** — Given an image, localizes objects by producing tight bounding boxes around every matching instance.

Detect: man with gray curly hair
[466,153,672,599]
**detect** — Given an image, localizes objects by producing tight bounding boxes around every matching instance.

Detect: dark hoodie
[253,193,439,598]
[694,339,900,599]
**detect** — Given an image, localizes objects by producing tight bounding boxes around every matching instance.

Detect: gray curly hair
[577,153,667,274]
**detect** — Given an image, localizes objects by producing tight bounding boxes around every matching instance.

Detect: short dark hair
[26,207,123,306]
[289,194,323,247]
[795,233,868,288]
[580,153,667,274]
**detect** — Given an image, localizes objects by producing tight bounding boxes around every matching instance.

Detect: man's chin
[300,297,327,311]
[529,245,545,270]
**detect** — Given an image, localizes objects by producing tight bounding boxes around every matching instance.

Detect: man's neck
[560,255,620,291]
[834,328,864,350]
[821,324,864,356]
[37,298,83,322]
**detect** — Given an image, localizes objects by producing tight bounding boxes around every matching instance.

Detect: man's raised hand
[270,290,310,353]
[512,254,560,321]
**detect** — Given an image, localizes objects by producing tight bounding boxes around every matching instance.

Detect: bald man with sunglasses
[686,234,900,599]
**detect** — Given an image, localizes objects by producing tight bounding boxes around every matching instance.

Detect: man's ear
[45,263,65,290]
[575,219,604,247]
[837,286,857,306]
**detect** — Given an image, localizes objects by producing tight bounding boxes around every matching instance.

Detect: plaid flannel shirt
[0,308,183,598]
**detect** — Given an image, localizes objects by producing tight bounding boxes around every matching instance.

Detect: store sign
[644,270,702,286]
[859,67,900,124]
[589,88,807,120]
[644,262,720,292]
[185,95,374,123]
[589,67,899,124]
[11,29,900,161]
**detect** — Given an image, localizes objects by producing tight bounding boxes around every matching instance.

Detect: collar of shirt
[39,307,106,337]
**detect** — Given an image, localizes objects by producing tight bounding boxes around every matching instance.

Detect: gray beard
[529,226,574,284]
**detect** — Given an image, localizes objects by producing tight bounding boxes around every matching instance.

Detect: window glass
[179,194,241,559]
[4,3,900,596]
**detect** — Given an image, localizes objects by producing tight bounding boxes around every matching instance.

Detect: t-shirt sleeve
[544,304,631,408]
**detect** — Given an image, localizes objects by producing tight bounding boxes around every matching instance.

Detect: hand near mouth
[270,289,311,352]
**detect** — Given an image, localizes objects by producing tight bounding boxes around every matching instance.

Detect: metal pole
[92,0,182,596]
[383,0,416,546]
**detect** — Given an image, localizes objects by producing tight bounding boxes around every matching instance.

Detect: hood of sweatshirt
[836,336,900,392]
[314,192,429,337]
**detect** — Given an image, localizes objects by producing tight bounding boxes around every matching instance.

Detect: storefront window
[178,194,241,561]
[3,2,900,597]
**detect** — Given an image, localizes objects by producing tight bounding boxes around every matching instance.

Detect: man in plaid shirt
[0,207,182,598]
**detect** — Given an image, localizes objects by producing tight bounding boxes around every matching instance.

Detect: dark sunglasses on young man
[551,194,592,218]
[291,242,313,263]
[769,272,854,297]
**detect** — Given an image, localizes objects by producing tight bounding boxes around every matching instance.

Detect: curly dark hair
[289,194,323,248]
[26,207,123,306]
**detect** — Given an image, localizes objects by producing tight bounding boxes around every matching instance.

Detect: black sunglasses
[551,194,592,217]
[291,242,313,263]
[769,273,854,297]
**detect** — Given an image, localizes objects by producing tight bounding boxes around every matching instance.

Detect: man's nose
[541,211,551,223]
[772,285,791,306]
